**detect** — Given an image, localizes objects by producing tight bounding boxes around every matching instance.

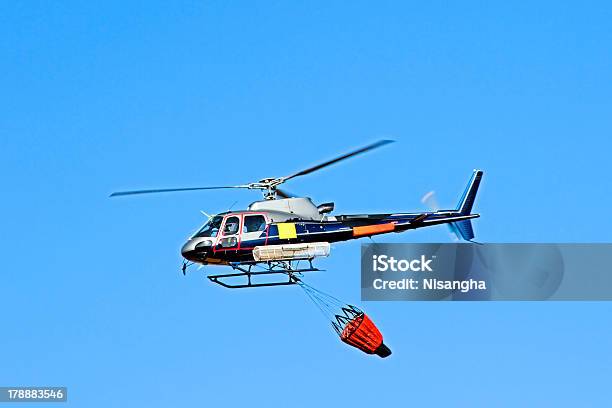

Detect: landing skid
[207,259,322,289]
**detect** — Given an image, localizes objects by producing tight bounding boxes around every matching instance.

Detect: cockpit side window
[223,216,240,236]
[243,215,267,233]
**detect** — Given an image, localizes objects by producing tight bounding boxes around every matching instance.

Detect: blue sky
[1,1,611,406]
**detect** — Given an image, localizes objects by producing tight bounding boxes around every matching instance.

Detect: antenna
[227,201,238,212]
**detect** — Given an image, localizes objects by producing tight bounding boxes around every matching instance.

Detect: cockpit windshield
[193,215,223,238]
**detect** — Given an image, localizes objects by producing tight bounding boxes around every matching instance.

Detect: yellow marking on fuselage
[277,223,297,239]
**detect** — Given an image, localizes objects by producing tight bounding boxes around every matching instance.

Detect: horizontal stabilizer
[420,214,478,226]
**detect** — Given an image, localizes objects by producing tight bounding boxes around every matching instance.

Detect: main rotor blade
[282,139,394,182]
[109,185,250,197]
[275,188,296,199]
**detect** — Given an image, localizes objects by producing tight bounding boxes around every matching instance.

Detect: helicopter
[110,140,483,289]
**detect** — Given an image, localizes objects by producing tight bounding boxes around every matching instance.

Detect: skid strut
[207,259,322,289]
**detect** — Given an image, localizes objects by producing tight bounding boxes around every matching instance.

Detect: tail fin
[456,170,483,215]
[452,170,483,241]
[451,219,475,241]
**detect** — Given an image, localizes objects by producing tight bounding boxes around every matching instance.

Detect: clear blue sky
[1,1,611,406]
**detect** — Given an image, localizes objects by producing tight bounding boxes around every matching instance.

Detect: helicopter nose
[181,238,213,261]
[181,240,195,259]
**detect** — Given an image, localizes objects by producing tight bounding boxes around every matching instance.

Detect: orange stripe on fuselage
[352,222,395,237]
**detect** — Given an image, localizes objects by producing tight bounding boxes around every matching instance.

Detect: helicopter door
[241,214,268,247]
[217,215,241,249]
